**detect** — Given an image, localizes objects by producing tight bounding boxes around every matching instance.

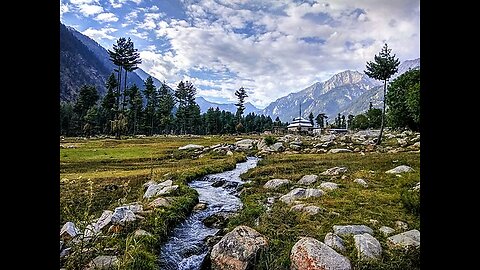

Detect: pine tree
[347,114,354,130]
[73,85,99,134]
[122,38,141,111]
[143,76,158,135]
[365,43,400,144]
[101,73,118,134]
[234,87,248,121]
[157,82,175,134]
[315,113,327,129]
[108,38,127,111]
[126,84,143,135]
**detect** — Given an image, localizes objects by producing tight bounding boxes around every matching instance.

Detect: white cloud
[70,0,96,4]
[78,4,104,16]
[95,12,119,22]
[109,0,126,8]
[60,1,70,18]
[128,28,149,40]
[82,27,118,40]
[130,0,142,5]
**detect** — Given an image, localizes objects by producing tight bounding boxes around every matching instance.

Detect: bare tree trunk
[123,69,128,112]
[376,79,387,145]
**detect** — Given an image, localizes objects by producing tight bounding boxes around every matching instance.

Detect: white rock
[298,174,318,185]
[178,144,204,150]
[320,182,339,191]
[60,222,80,240]
[333,225,373,236]
[388,229,420,248]
[85,255,119,270]
[379,226,395,236]
[353,178,368,187]
[385,165,414,174]
[143,180,173,198]
[280,188,325,204]
[264,179,291,189]
[321,167,348,176]
[324,232,346,252]
[354,233,382,260]
[290,237,351,270]
[328,148,353,154]
[395,220,408,230]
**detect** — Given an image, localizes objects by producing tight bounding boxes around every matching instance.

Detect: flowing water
[158,157,259,270]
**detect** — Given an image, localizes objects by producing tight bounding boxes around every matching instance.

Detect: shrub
[400,189,420,216]
[264,135,277,146]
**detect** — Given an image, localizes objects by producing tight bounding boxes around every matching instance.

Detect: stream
[158,157,259,270]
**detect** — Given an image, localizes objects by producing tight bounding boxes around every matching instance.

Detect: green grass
[60,135,246,269]
[228,151,420,270]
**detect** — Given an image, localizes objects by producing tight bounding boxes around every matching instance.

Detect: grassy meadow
[229,151,420,269]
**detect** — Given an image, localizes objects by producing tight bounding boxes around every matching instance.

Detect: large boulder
[298,174,318,185]
[379,226,395,236]
[280,188,325,204]
[148,197,171,208]
[321,167,348,176]
[269,142,285,152]
[387,229,420,248]
[354,233,382,260]
[85,255,119,270]
[324,232,346,252]
[235,139,255,150]
[290,204,322,215]
[385,165,414,174]
[143,179,173,199]
[178,144,204,150]
[333,225,373,236]
[264,179,290,189]
[290,237,351,270]
[210,225,268,270]
[60,222,80,241]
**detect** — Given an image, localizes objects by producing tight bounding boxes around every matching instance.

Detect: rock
[269,142,284,152]
[387,229,420,248]
[324,232,346,252]
[178,144,204,150]
[156,185,178,196]
[203,212,234,229]
[143,180,157,188]
[290,237,351,270]
[395,221,408,231]
[333,225,374,236]
[148,197,171,208]
[257,139,268,150]
[353,179,368,187]
[290,144,301,150]
[111,207,137,225]
[226,150,233,156]
[369,219,379,226]
[264,179,290,189]
[85,255,119,270]
[412,141,420,148]
[321,167,348,176]
[319,134,337,142]
[290,204,322,215]
[320,182,339,191]
[193,202,208,211]
[123,202,143,213]
[235,139,255,150]
[298,174,318,185]
[385,165,414,174]
[266,197,275,204]
[280,188,325,204]
[354,233,382,260]
[328,148,353,154]
[143,179,173,198]
[379,226,395,236]
[134,229,152,238]
[211,225,268,270]
[60,222,79,240]
[212,179,226,187]
[396,138,408,146]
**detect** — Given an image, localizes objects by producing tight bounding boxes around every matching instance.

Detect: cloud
[82,27,118,40]
[77,4,104,16]
[95,12,119,22]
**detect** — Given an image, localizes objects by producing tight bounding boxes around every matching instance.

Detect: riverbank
[60,136,248,269]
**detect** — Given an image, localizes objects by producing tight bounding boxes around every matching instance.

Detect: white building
[287,116,313,134]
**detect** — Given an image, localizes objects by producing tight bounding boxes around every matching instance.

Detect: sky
[60,0,420,109]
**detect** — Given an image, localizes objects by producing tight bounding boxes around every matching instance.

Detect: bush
[400,189,420,216]
[264,135,277,146]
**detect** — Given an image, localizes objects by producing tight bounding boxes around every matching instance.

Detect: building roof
[287,116,313,128]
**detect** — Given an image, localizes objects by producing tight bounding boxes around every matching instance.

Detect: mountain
[261,70,380,122]
[261,59,420,122]
[60,22,164,101]
[195,97,261,114]
[340,58,420,117]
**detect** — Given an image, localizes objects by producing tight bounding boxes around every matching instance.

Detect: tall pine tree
[365,43,400,144]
